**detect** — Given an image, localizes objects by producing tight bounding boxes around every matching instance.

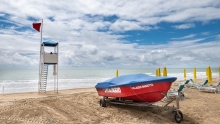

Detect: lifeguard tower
[39,41,59,93]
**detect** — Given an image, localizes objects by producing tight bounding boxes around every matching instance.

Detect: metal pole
[57,44,59,93]
[176,94,180,109]
[42,44,45,93]
[38,19,43,93]
[41,19,43,44]
[38,48,41,93]
[54,64,56,93]
[54,46,56,93]
[2,85,4,95]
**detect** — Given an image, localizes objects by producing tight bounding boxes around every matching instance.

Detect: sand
[0,79,219,124]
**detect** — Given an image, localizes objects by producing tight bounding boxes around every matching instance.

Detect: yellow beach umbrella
[219,67,220,78]
[194,67,197,83]
[165,67,168,76]
[156,69,158,76]
[158,68,161,76]
[184,68,186,79]
[163,67,167,76]
[116,69,118,77]
[206,67,208,78]
[208,66,212,83]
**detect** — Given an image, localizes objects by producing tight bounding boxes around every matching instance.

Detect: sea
[0,68,219,94]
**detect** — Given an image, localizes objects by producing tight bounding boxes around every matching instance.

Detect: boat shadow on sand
[103,100,198,124]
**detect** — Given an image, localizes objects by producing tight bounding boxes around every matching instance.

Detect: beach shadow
[107,102,198,124]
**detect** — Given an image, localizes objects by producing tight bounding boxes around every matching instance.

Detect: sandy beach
[0,79,220,124]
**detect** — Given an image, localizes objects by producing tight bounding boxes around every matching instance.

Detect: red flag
[32,23,41,32]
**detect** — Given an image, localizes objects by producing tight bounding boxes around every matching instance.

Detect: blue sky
[0,0,220,69]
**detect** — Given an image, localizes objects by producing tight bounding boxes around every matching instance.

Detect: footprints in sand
[0,98,59,123]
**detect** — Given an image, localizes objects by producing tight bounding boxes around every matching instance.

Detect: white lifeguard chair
[39,41,59,93]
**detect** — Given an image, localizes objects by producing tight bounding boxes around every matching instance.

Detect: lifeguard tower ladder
[39,41,59,93]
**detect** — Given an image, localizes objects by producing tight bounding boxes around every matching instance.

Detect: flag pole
[41,19,43,44]
[38,19,43,93]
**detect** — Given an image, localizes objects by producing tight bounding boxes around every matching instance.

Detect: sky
[0,0,220,69]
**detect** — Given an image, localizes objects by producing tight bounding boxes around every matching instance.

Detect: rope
[129,86,148,103]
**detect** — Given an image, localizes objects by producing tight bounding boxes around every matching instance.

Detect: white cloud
[173,23,195,29]
[1,27,220,68]
[1,0,220,30]
[0,0,220,68]
[172,34,197,40]
[217,34,220,39]
[110,20,144,32]
[201,32,210,36]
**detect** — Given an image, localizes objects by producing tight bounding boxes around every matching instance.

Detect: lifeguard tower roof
[42,41,58,47]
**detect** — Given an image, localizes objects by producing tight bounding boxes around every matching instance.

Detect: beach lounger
[187,79,208,89]
[179,80,190,86]
[168,85,185,96]
[185,79,196,88]
[173,80,190,87]
[198,82,220,94]
[161,85,187,102]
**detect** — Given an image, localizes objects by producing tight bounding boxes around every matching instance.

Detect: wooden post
[2,85,4,95]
